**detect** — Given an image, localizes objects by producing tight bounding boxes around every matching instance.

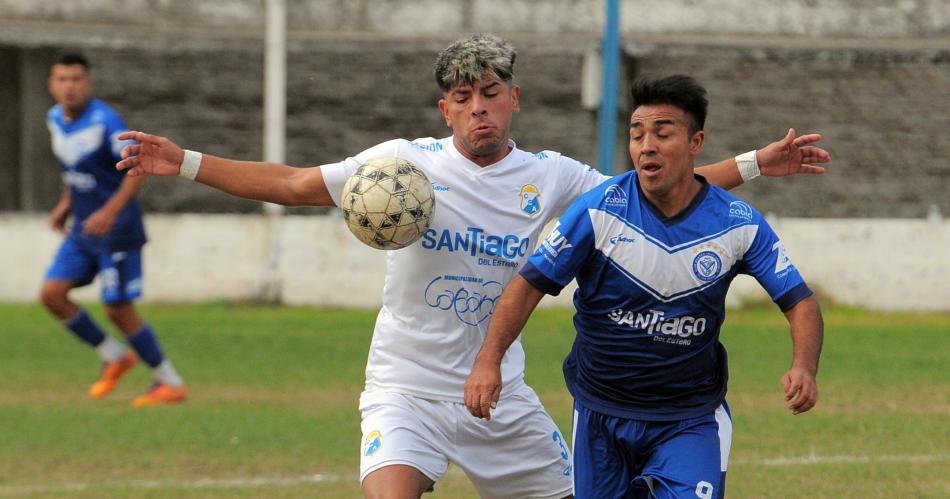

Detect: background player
[115,35,828,498]
[464,74,824,498]
[41,52,187,407]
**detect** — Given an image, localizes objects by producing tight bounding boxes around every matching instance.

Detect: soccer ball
[340,157,435,250]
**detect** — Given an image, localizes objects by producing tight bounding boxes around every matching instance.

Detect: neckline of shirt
[445,136,524,174]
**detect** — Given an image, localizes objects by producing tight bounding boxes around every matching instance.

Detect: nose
[470,93,488,116]
[640,134,658,154]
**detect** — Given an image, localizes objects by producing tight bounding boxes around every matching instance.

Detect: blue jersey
[47,98,145,251]
[520,172,812,421]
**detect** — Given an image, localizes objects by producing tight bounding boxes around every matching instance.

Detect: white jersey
[322,136,608,402]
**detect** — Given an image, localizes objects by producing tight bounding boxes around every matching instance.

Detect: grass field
[0,303,947,498]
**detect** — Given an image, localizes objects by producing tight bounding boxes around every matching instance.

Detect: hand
[464,358,503,421]
[781,366,818,415]
[48,209,69,233]
[82,208,117,237]
[116,131,186,177]
[757,128,831,177]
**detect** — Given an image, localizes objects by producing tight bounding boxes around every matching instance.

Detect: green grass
[0,303,947,498]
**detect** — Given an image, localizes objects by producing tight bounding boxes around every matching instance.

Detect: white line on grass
[2,453,948,495]
[0,473,339,496]
[733,452,950,466]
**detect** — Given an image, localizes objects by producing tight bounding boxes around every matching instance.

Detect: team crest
[692,251,722,282]
[363,430,382,456]
[520,184,541,217]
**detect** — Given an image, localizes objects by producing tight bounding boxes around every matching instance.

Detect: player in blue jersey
[465,75,824,498]
[40,52,187,407]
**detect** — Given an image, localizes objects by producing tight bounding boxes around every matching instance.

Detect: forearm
[695,157,744,190]
[100,175,145,216]
[476,276,545,364]
[193,154,334,207]
[785,297,824,374]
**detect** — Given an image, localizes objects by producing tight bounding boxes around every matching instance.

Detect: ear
[510,84,521,113]
[437,98,451,127]
[690,130,705,156]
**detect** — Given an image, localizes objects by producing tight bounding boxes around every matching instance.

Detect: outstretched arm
[464,275,546,421]
[696,128,831,190]
[115,131,335,207]
[781,296,824,415]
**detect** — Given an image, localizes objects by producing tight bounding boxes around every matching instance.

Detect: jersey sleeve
[320,139,406,206]
[520,195,597,296]
[103,107,131,162]
[547,154,610,218]
[740,217,813,311]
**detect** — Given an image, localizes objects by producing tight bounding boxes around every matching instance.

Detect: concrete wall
[3,214,947,311]
[1,0,948,219]
[0,0,947,37]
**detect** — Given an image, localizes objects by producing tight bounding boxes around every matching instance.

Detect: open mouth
[639,161,663,173]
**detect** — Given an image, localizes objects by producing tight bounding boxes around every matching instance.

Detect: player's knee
[39,282,68,312]
[104,302,140,330]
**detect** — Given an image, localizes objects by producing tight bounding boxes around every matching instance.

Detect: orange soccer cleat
[88,352,138,399]
[132,382,188,407]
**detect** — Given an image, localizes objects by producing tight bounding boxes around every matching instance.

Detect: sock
[126,324,165,369]
[152,360,184,387]
[63,309,106,347]
[94,335,127,363]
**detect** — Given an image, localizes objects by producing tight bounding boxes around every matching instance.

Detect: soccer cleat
[132,382,187,407]
[88,352,138,399]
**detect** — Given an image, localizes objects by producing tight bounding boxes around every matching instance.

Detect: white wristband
[179,150,202,180]
[736,150,760,182]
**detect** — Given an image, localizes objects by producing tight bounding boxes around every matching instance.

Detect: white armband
[179,150,203,180]
[736,150,760,182]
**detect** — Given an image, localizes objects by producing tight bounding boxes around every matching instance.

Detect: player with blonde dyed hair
[117,34,829,498]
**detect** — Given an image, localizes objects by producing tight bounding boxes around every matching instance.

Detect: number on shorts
[695,480,714,499]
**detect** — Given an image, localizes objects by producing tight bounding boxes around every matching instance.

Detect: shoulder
[88,99,126,127]
[47,104,62,123]
[705,183,765,225]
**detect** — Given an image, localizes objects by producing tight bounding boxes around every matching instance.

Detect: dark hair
[433,33,516,92]
[630,75,707,135]
[54,52,90,70]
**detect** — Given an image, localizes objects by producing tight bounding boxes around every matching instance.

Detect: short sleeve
[520,195,597,295]
[320,139,405,206]
[741,217,813,311]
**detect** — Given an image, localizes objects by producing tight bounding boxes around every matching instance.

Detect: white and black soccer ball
[340,157,435,250]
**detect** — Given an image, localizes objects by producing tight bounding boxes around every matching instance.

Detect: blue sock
[126,324,165,368]
[64,309,107,347]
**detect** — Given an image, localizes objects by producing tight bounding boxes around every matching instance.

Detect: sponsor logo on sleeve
[604,185,628,206]
[728,201,754,222]
[772,241,792,274]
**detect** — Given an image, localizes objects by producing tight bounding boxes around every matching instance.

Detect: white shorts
[359,386,573,499]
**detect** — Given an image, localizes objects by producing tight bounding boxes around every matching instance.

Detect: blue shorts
[571,400,732,499]
[45,237,144,305]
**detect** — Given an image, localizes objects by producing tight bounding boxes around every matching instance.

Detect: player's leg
[98,249,186,406]
[359,390,447,498]
[452,385,574,499]
[40,238,133,397]
[637,403,733,499]
[570,399,640,499]
[361,465,434,499]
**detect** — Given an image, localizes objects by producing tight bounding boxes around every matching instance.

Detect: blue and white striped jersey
[47,98,145,251]
[521,172,812,421]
